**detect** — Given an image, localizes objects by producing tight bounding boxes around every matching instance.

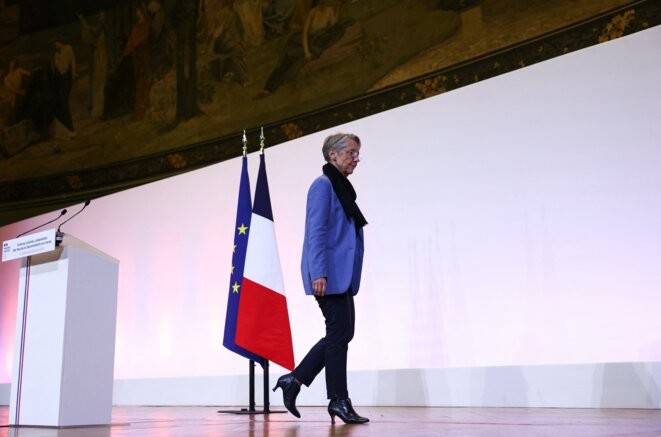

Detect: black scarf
[323,163,368,233]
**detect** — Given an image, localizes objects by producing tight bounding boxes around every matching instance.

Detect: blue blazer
[301,175,364,296]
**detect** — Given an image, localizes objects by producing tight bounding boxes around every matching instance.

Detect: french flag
[235,152,295,370]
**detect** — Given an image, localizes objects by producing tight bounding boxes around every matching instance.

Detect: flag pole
[243,129,248,157]
[258,127,274,414]
[260,126,265,154]
[258,127,275,413]
[249,360,256,412]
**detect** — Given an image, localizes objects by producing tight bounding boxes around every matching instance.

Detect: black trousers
[292,291,355,400]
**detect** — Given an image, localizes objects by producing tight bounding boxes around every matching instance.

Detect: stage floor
[2,406,661,436]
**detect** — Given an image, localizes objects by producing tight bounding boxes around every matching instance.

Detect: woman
[273,133,369,424]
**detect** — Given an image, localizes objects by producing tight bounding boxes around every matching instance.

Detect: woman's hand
[312,277,327,297]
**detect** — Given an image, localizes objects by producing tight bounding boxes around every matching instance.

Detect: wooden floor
[2,406,661,436]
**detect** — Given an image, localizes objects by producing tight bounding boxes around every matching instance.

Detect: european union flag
[223,155,265,365]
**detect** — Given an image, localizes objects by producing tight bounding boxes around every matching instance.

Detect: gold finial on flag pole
[242,130,247,157]
[260,127,265,154]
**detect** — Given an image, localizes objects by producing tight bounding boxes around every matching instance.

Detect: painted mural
[0,0,658,224]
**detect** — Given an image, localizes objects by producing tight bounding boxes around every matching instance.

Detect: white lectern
[8,234,119,427]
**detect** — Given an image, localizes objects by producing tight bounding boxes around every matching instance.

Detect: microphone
[16,209,67,238]
[56,200,91,245]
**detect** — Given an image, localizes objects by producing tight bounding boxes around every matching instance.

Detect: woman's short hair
[322,133,360,162]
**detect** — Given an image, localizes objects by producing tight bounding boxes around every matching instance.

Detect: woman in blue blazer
[273,133,369,424]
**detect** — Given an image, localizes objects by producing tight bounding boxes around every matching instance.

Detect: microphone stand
[56,200,91,246]
[14,254,32,426]
[16,210,67,239]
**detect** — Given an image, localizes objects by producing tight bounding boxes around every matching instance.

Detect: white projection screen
[2,26,660,392]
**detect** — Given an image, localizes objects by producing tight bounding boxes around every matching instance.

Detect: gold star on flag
[232,282,240,293]
[233,244,237,253]
[230,265,235,274]
[237,224,248,235]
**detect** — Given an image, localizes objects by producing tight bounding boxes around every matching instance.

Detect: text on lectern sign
[2,229,57,262]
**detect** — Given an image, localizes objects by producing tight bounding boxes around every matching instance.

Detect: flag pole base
[217,359,287,415]
[217,409,287,415]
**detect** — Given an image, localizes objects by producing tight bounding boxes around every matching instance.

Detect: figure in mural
[208,0,250,86]
[198,0,231,50]
[49,39,76,139]
[148,0,173,81]
[289,0,312,31]
[78,11,108,119]
[122,5,152,120]
[258,0,351,96]
[233,0,264,47]
[172,0,202,121]
[0,57,41,157]
[263,0,296,39]
[3,58,29,117]
[145,0,175,122]
[197,0,215,50]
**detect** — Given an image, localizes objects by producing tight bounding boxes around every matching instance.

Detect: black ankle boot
[272,373,301,418]
[327,398,369,424]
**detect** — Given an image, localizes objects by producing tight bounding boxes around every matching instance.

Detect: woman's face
[329,139,361,177]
